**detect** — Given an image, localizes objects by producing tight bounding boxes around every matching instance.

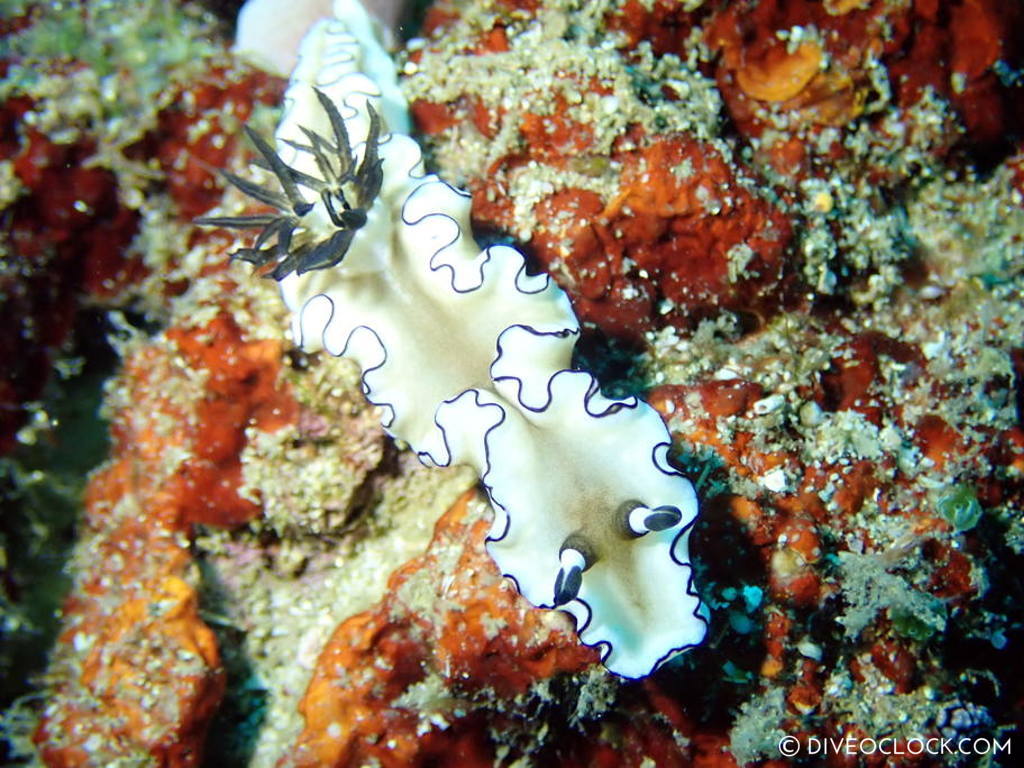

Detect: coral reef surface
[2,0,1023,767]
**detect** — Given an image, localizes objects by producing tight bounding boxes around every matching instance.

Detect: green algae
[836,550,947,640]
[1,0,220,147]
[937,484,984,533]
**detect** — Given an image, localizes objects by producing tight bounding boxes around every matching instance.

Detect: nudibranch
[199,0,706,678]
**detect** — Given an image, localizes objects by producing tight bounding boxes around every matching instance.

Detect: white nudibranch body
[212,0,706,678]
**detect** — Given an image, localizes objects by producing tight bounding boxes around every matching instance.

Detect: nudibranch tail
[198,0,707,679]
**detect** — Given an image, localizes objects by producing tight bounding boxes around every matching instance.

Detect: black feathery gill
[195,89,384,281]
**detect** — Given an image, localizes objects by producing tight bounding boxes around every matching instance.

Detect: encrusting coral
[5,0,1024,766]
[198,0,706,679]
